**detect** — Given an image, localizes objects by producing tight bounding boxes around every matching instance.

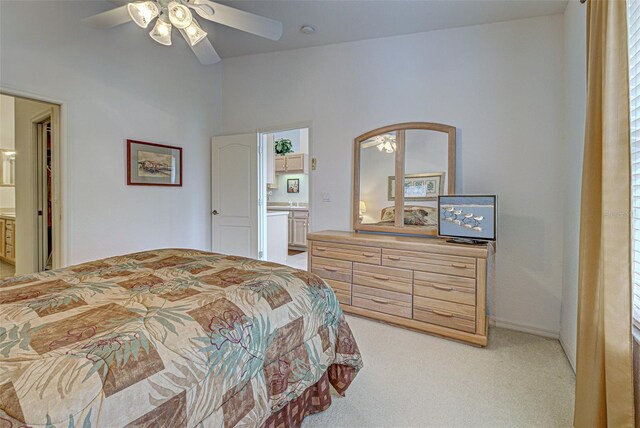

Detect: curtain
[574,0,635,426]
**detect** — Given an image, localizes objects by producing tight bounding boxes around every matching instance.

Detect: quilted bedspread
[0,249,363,427]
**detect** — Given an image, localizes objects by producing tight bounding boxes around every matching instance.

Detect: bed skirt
[262,364,358,428]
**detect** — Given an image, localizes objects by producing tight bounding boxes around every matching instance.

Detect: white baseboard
[491,317,560,339]
[559,333,577,372]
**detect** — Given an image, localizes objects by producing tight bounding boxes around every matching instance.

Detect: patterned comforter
[0,249,363,427]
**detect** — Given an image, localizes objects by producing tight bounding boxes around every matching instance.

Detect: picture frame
[388,172,444,201]
[127,140,182,186]
[287,178,300,193]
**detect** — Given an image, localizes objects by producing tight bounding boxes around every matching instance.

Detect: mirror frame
[353,122,456,236]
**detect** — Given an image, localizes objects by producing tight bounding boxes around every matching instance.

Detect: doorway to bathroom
[0,92,61,277]
[258,124,311,270]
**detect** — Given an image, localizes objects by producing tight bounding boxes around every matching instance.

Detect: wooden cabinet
[275,153,307,174]
[0,218,15,265]
[275,156,286,174]
[307,230,494,346]
[0,219,5,259]
[285,154,305,172]
[287,210,308,249]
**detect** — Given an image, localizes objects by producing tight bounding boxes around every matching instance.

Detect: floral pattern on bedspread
[0,249,363,427]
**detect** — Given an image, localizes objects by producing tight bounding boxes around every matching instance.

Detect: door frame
[0,86,68,270]
[256,121,313,261]
[33,112,52,271]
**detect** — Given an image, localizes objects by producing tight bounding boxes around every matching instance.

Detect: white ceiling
[207,0,569,58]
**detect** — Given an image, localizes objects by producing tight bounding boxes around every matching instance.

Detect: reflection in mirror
[0,150,15,186]
[401,130,449,230]
[359,132,397,225]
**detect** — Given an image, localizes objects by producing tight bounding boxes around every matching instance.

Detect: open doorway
[258,125,311,270]
[0,93,61,277]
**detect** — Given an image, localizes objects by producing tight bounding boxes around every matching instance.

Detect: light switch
[322,192,331,202]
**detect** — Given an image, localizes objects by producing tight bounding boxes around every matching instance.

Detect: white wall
[220,15,566,336]
[0,95,15,150]
[269,173,309,204]
[273,129,305,153]
[559,0,587,371]
[0,1,222,266]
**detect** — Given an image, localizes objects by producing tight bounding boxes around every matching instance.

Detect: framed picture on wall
[388,172,444,201]
[127,140,182,186]
[287,178,300,193]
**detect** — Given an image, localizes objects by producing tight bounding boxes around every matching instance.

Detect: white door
[211,133,258,258]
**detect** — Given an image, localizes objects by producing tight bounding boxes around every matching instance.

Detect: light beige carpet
[304,315,575,428]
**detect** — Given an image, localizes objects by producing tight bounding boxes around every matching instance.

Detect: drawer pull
[432,309,454,317]
[323,267,338,272]
[315,247,327,251]
[451,263,467,269]
[432,284,453,292]
[372,274,389,281]
[371,298,389,305]
[362,253,376,257]
[387,256,401,261]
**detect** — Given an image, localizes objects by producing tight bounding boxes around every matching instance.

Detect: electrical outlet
[311,158,317,170]
[322,192,331,202]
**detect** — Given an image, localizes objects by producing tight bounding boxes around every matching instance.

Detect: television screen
[438,195,497,241]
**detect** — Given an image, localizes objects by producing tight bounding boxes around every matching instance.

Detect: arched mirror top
[353,122,456,237]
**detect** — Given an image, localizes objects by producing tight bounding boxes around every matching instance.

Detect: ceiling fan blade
[82,5,131,29]
[180,33,221,65]
[188,0,283,41]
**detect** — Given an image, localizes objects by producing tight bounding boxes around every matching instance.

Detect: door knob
[212,210,219,215]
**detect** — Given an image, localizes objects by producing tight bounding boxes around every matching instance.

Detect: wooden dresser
[307,230,494,346]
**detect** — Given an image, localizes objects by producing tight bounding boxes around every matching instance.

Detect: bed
[0,249,363,427]
[374,205,439,227]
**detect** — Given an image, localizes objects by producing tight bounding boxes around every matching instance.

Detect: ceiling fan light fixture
[183,19,207,46]
[149,17,172,46]
[127,1,159,29]
[168,1,193,29]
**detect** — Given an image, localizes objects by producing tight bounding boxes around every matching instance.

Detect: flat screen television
[438,195,497,243]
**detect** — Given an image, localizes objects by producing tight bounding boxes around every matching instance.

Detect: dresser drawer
[352,284,412,318]
[414,280,476,306]
[324,279,351,305]
[5,221,13,231]
[382,249,476,278]
[414,270,475,290]
[353,263,412,294]
[413,296,476,333]
[312,241,381,264]
[310,256,352,283]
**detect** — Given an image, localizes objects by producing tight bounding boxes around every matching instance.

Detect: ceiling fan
[82,0,283,65]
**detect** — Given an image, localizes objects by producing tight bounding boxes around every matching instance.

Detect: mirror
[353,123,455,236]
[358,131,397,225]
[0,150,15,187]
